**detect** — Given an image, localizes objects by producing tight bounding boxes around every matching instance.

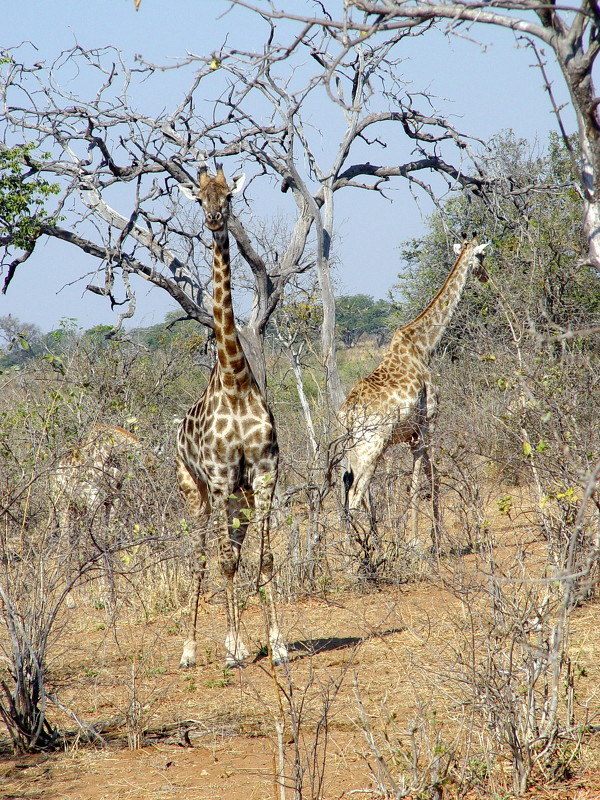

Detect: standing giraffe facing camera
[340,234,489,554]
[176,165,287,668]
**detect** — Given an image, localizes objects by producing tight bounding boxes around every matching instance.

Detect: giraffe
[52,423,149,540]
[339,234,489,554]
[52,423,156,609]
[176,165,287,668]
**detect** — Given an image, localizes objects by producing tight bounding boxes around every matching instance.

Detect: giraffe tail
[343,468,354,514]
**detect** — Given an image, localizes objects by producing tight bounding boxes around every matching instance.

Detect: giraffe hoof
[225,635,250,668]
[179,640,197,669]
[225,660,245,670]
[225,654,249,669]
[270,640,289,666]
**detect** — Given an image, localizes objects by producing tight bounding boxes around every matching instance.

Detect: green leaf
[497,495,513,515]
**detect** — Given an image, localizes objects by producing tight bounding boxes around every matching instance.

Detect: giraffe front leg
[261,575,288,666]
[344,449,379,535]
[179,526,207,669]
[223,573,250,667]
[254,475,288,666]
[344,445,382,580]
[408,436,424,551]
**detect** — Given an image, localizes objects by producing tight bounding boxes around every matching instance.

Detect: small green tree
[392,131,600,358]
[0,315,43,369]
[1,143,60,292]
[335,294,394,348]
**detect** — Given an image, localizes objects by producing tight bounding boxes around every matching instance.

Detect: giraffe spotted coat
[176,166,287,668]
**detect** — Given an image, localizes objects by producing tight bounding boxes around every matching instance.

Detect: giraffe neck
[394,246,472,358]
[212,227,252,393]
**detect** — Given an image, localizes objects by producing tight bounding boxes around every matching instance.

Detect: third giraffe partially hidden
[340,234,489,555]
[176,165,287,669]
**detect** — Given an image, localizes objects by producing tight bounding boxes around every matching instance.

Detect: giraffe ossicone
[340,234,490,556]
[176,165,288,669]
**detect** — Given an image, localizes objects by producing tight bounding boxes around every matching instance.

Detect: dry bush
[0,334,198,751]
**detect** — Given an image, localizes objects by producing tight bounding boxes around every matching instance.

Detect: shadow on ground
[253,627,405,663]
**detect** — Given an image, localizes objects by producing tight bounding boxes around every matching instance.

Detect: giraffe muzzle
[205,213,224,230]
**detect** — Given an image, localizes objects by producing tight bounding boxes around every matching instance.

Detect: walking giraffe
[176,165,287,668]
[340,234,489,553]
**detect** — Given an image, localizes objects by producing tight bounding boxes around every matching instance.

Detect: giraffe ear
[474,242,490,255]
[178,182,197,201]
[452,242,462,255]
[229,173,246,195]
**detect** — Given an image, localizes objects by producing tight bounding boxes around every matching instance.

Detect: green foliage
[267,282,323,350]
[0,310,208,477]
[335,294,394,347]
[0,315,44,370]
[130,311,205,351]
[337,348,382,392]
[0,143,60,252]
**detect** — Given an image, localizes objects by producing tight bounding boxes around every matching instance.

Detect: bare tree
[1,24,487,404]
[231,0,600,274]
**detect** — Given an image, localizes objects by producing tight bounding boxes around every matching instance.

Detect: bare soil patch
[1,576,599,799]
[1,485,599,799]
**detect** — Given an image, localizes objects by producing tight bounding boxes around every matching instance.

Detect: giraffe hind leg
[421,382,442,554]
[420,444,441,556]
[252,474,288,666]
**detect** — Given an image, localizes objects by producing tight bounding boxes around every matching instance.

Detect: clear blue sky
[3,0,571,333]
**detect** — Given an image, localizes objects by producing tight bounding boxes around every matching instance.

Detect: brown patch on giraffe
[214,416,229,435]
[224,338,239,358]
[247,395,267,416]
[184,417,197,439]
[229,356,248,374]
[244,430,263,448]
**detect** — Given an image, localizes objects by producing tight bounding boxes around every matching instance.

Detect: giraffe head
[179,165,246,231]
[453,233,490,283]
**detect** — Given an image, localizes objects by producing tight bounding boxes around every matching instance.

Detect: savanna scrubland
[1,131,600,799]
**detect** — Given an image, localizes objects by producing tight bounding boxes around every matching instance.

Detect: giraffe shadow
[252,627,405,663]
